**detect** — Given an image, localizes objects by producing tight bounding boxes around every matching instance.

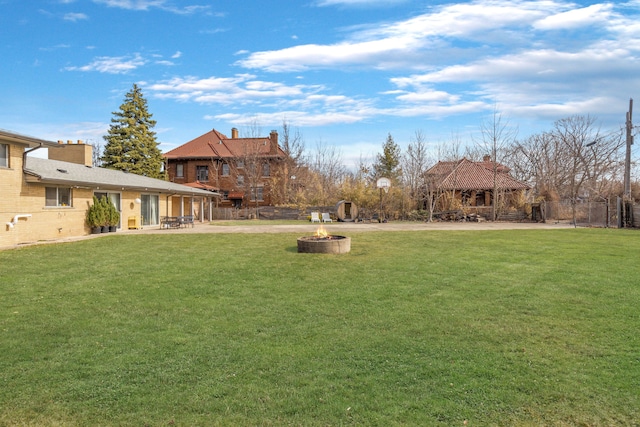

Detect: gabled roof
[0,129,59,148]
[426,158,529,191]
[24,157,217,196]
[163,128,285,160]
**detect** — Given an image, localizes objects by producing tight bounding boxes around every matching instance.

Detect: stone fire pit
[297,225,351,254]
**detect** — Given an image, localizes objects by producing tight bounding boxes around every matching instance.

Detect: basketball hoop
[376,177,391,223]
[376,177,391,194]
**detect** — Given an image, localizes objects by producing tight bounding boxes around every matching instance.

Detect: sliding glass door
[141,194,159,226]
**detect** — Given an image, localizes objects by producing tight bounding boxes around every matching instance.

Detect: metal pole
[379,187,383,223]
[625,98,633,199]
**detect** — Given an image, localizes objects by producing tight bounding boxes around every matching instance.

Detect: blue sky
[2,0,639,167]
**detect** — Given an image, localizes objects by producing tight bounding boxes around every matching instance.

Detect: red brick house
[425,156,530,215]
[164,128,286,208]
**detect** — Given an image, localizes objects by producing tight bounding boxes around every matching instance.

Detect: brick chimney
[49,140,93,166]
[231,127,239,139]
[269,130,278,155]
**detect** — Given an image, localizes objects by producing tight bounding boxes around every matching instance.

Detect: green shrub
[85,196,102,228]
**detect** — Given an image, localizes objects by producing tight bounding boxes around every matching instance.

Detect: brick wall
[1,140,178,249]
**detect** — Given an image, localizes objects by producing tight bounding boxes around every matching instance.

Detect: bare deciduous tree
[239,121,269,214]
[552,115,605,225]
[475,106,518,220]
[402,130,431,211]
[90,140,103,167]
[309,140,346,205]
[435,134,465,212]
[509,115,624,224]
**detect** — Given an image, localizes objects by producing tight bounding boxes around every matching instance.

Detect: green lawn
[1,229,639,426]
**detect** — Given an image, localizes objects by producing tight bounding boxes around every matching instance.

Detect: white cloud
[510,97,618,120]
[386,37,640,123]
[64,53,146,74]
[237,1,568,72]
[391,45,637,88]
[146,75,326,105]
[385,101,488,119]
[93,0,210,14]
[393,89,460,104]
[212,110,370,127]
[238,35,425,72]
[143,1,640,131]
[236,0,635,76]
[18,121,108,145]
[171,51,182,59]
[199,28,227,35]
[63,12,88,21]
[40,44,71,51]
[145,74,382,126]
[533,4,613,30]
[93,0,165,10]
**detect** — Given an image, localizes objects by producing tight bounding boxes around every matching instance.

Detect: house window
[222,163,230,176]
[262,162,270,177]
[196,165,208,182]
[237,175,244,186]
[45,187,72,207]
[0,143,8,168]
[176,164,184,178]
[237,160,244,169]
[222,191,229,200]
[250,186,264,201]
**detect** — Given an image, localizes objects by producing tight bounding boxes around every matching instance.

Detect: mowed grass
[1,229,639,426]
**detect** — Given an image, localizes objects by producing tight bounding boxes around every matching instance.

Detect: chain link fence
[211,201,623,228]
[542,200,615,227]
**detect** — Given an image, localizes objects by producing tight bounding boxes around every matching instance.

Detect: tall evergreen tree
[371,133,402,182]
[102,84,165,179]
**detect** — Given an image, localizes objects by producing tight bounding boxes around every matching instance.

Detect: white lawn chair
[322,212,333,223]
[311,212,321,223]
